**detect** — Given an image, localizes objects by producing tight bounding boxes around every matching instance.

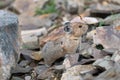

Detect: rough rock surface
[0,10,19,80]
[12,0,48,16]
[0,0,14,9]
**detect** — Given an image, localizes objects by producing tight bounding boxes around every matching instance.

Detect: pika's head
[63,21,88,37]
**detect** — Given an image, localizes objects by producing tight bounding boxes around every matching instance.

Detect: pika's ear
[63,21,72,33]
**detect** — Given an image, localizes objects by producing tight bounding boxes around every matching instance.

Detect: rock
[83,73,94,80]
[63,54,79,69]
[91,48,105,59]
[89,26,120,49]
[71,16,99,24]
[66,0,84,14]
[19,14,53,30]
[103,13,120,25]
[93,56,114,70]
[90,3,120,18]
[30,51,43,60]
[86,30,96,40]
[11,64,32,74]
[53,65,65,70]
[36,66,54,80]
[25,76,31,80]
[94,63,120,80]
[11,77,24,80]
[61,65,96,80]
[20,49,42,61]
[0,10,19,80]
[21,27,47,49]
[34,65,47,75]
[12,0,48,16]
[19,60,30,67]
[78,43,105,59]
[102,48,117,55]
[111,50,120,63]
[0,0,14,8]
[109,0,120,5]
[62,75,83,80]
[54,0,66,14]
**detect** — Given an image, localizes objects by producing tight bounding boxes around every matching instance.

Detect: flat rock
[66,0,84,14]
[94,63,120,80]
[0,10,19,80]
[11,64,32,74]
[12,0,48,16]
[11,77,24,80]
[90,3,120,18]
[36,66,53,80]
[63,54,79,69]
[19,14,52,30]
[21,27,47,49]
[0,0,14,8]
[93,56,114,70]
[34,65,47,75]
[25,76,31,80]
[109,0,120,5]
[111,50,120,63]
[19,60,30,67]
[61,65,95,80]
[89,26,120,49]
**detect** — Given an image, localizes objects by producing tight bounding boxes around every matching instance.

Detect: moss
[35,0,57,15]
[98,20,105,27]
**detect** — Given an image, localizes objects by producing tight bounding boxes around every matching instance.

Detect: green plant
[99,20,105,27]
[35,0,57,15]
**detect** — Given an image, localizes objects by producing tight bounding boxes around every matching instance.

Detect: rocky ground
[1,0,120,80]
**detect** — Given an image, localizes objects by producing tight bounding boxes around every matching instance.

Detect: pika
[40,17,88,66]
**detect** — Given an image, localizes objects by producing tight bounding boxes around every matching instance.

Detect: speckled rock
[0,10,19,80]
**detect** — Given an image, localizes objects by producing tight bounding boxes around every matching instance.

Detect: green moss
[98,20,105,27]
[35,0,57,15]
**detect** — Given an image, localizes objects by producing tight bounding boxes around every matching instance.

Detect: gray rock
[66,0,84,14]
[93,56,114,70]
[111,50,120,63]
[19,60,30,67]
[11,77,24,80]
[109,0,120,5]
[0,0,14,8]
[25,76,31,80]
[35,65,54,80]
[102,48,117,55]
[19,14,53,30]
[103,13,120,25]
[94,63,120,80]
[0,10,19,80]
[12,0,48,15]
[37,68,53,80]
[11,64,32,74]
[61,65,95,80]
[90,3,120,18]
[34,65,47,74]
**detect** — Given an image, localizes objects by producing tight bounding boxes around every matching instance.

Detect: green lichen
[35,0,57,15]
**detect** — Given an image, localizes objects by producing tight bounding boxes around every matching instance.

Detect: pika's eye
[79,25,82,28]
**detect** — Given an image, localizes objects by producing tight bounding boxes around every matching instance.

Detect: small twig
[48,24,62,33]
